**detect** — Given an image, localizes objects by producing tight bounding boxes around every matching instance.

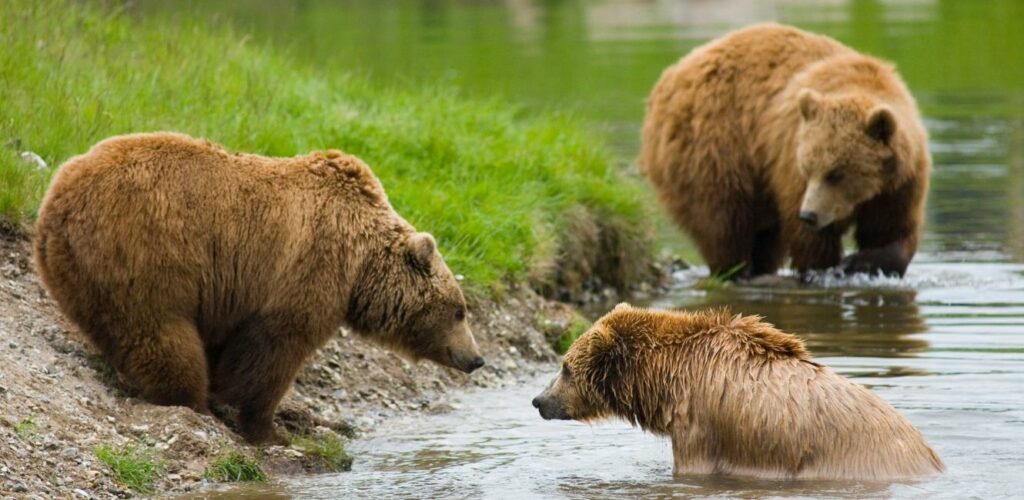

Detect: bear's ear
[865,106,897,143]
[798,89,821,121]
[406,232,436,270]
[613,302,632,312]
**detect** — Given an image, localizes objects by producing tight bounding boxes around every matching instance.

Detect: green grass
[536,312,592,354]
[0,0,652,297]
[13,416,36,440]
[553,319,590,354]
[291,433,353,472]
[204,451,268,483]
[694,262,747,290]
[95,443,163,494]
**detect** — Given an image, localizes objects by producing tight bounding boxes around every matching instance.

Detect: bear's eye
[455,307,466,322]
[825,170,844,185]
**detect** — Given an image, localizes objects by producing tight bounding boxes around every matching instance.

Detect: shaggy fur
[639,23,930,278]
[34,132,484,444]
[533,304,944,480]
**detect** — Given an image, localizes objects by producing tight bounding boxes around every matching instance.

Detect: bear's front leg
[839,239,911,277]
[849,178,925,278]
[785,219,844,276]
[212,313,323,445]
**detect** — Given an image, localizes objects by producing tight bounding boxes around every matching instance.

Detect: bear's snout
[532,392,570,420]
[464,355,485,373]
[799,210,818,227]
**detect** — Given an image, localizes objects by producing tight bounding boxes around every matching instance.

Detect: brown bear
[532,304,944,480]
[639,23,930,279]
[34,132,484,444]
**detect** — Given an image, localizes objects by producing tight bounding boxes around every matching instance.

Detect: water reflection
[650,282,928,358]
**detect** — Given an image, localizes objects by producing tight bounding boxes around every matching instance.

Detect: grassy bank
[0,0,653,298]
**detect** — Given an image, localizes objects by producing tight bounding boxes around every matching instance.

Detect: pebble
[105,416,115,423]
[129,424,150,433]
[60,446,79,459]
[12,482,28,492]
[72,489,90,499]
[193,430,208,440]
[281,448,304,458]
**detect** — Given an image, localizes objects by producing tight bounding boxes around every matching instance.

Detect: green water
[128,1,1024,498]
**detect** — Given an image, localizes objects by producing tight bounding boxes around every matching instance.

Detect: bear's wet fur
[534,304,944,480]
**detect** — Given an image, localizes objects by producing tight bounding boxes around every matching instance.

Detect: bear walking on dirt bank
[640,23,930,279]
[532,304,944,480]
[34,132,484,444]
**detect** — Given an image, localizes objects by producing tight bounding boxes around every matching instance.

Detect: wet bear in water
[533,304,944,480]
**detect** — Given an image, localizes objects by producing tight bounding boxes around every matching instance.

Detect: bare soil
[0,229,576,498]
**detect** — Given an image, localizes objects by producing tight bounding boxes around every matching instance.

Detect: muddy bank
[0,229,585,497]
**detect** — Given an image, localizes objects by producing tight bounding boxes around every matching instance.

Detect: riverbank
[0,3,660,493]
[0,227,601,496]
[0,0,656,301]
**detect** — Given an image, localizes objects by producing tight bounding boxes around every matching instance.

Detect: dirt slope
[0,230,565,497]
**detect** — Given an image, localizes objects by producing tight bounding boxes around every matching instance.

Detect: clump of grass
[204,451,268,483]
[95,443,164,494]
[695,262,746,290]
[537,311,592,354]
[0,0,654,299]
[13,416,36,440]
[291,433,353,473]
[554,319,590,354]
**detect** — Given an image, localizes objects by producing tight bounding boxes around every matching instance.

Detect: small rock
[193,430,207,440]
[167,473,181,481]
[105,416,115,424]
[19,150,47,170]
[12,482,28,492]
[72,489,90,499]
[129,424,150,433]
[60,446,79,459]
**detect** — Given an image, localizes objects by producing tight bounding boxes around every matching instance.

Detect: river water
[137,1,1023,498]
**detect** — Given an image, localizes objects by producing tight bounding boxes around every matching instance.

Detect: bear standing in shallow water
[640,23,930,279]
[533,304,944,480]
[34,132,484,444]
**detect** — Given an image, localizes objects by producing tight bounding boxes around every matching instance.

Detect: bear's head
[532,302,636,424]
[794,89,906,230]
[347,231,484,374]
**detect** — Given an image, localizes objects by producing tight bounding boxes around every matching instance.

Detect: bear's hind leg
[689,207,755,279]
[112,316,210,413]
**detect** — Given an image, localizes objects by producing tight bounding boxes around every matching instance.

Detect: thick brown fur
[34,132,484,444]
[533,303,944,480]
[639,23,930,278]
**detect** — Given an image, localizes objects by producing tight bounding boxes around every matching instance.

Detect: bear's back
[33,133,373,343]
[694,323,944,480]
